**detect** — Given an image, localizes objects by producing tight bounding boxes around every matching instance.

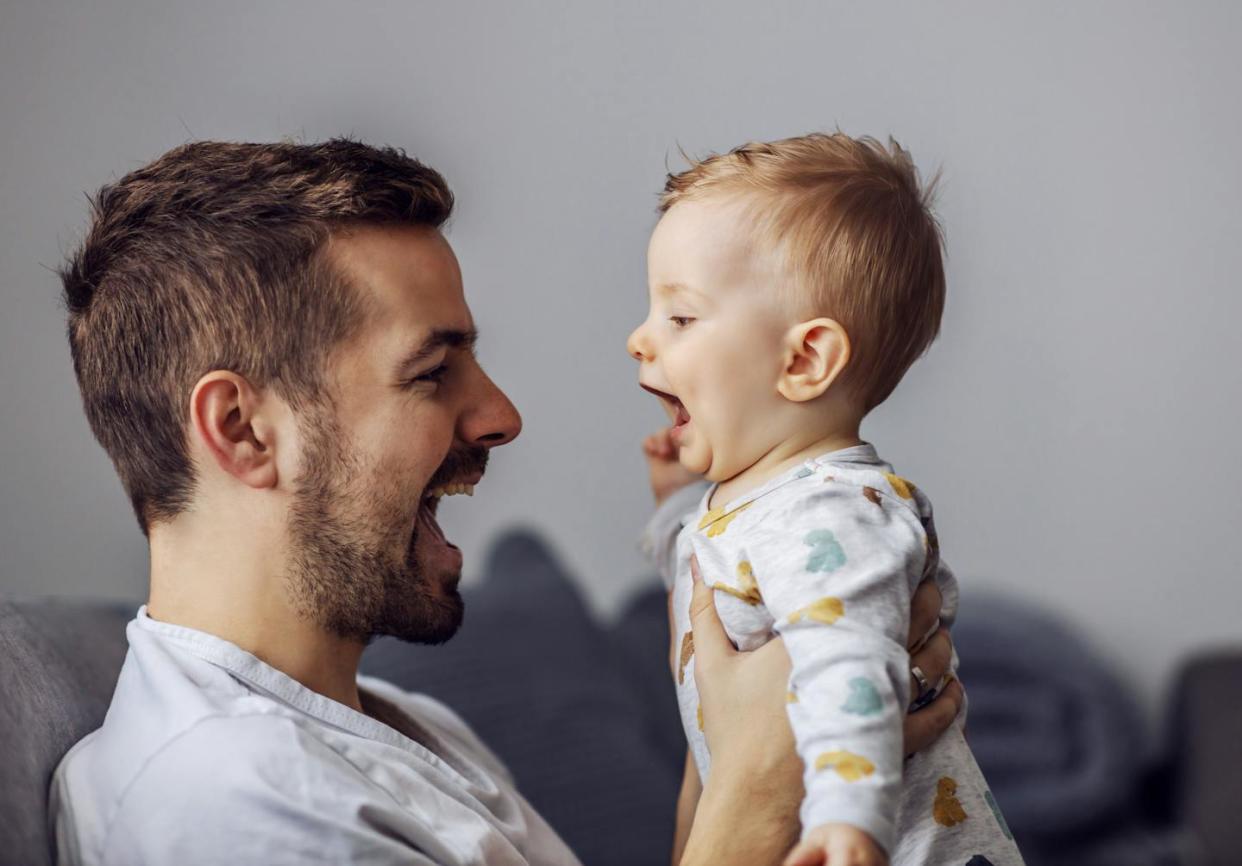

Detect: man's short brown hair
[60,138,454,534]
[660,132,945,412]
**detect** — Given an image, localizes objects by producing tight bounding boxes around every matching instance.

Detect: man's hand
[643,426,703,505]
[903,579,963,757]
[679,555,802,866]
[687,556,797,781]
[676,561,963,866]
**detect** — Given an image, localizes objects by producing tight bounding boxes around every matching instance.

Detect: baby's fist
[641,427,701,505]
[783,823,887,866]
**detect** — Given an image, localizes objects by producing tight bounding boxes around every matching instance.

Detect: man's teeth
[426,483,476,500]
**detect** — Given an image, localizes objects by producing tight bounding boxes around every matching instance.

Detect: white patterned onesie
[642,443,1023,866]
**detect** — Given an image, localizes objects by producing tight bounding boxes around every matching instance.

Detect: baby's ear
[776,318,851,403]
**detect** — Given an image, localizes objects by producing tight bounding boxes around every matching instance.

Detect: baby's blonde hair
[660,132,945,412]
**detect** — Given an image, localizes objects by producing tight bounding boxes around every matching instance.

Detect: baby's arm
[746,480,928,860]
[639,427,709,587]
[675,561,961,866]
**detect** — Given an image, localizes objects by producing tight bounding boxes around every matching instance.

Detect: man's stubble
[285,402,470,645]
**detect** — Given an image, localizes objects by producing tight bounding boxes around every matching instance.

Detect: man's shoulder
[50,624,366,864]
[53,625,302,798]
[53,710,328,865]
[115,712,356,808]
[65,711,426,865]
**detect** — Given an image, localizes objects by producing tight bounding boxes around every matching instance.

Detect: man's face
[626,197,791,482]
[285,225,521,645]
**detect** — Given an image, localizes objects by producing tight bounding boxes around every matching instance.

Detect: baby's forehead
[654,191,765,242]
[649,193,794,296]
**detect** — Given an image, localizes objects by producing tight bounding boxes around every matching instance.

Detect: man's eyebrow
[395,328,478,375]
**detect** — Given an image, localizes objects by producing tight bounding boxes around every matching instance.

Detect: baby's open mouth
[641,384,691,430]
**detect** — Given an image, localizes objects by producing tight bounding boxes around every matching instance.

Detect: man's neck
[147,521,368,713]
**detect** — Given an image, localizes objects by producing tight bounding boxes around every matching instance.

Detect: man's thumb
[688,554,733,665]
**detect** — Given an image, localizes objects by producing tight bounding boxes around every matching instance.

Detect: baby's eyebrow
[657,282,709,300]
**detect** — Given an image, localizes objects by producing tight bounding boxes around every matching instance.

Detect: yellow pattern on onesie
[697,502,752,537]
[814,750,876,782]
[787,597,845,625]
[934,777,969,827]
[710,560,763,605]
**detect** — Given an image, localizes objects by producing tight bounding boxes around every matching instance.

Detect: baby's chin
[684,450,719,480]
[699,449,767,485]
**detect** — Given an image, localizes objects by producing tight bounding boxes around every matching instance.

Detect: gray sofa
[2,529,1233,865]
[1,600,132,866]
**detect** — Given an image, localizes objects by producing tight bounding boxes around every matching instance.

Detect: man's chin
[412,531,465,579]
[383,589,464,645]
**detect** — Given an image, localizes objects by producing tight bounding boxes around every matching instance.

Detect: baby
[629,133,1023,866]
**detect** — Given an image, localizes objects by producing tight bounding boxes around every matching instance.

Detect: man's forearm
[671,751,703,866]
[678,765,800,866]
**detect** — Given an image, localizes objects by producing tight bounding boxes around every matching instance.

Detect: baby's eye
[669,316,695,329]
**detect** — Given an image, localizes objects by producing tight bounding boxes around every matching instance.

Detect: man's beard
[285,406,486,645]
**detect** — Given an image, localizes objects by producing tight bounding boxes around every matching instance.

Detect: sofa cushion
[1169,650,1242,866]
[608,584,685,773]
[0,599,132,866]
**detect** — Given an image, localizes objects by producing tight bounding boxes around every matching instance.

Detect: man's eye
[669,316,695,328]
[405,365,448,387]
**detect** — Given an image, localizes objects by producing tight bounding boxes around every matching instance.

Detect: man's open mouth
[416,478,479,553]
[641,383,691,431]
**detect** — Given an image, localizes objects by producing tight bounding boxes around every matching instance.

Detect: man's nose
[626,322,653,362]
[462,367,522,449]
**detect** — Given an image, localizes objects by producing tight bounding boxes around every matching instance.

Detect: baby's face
[627,196,793,482]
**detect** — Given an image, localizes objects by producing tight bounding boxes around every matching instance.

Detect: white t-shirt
[49,607,582,866]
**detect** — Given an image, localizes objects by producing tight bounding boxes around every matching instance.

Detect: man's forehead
[332,223,469,313]
[326,224,475,366]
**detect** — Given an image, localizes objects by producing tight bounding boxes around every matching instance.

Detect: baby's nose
[626,323,652,361]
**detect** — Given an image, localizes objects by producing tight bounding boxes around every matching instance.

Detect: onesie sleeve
[639,480,711,589]
[743,477,928,855]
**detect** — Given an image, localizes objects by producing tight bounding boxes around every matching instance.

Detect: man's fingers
[908,627,951,698]
[907,578,943,650]
[902,678,963,757]
[688,554,734,667]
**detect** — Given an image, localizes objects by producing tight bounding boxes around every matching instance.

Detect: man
[50,139,961,865]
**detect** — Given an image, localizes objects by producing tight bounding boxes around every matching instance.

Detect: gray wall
[2,1,1239,735]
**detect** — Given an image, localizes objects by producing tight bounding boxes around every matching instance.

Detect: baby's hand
[642,426,702,505]
[783,823,887,866]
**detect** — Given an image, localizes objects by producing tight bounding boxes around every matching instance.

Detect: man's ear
[189,372,279,490]
[776,318,851,403]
